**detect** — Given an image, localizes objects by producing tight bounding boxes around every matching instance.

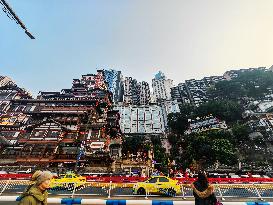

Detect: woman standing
[191,171,217,205]
[18,170,53,205]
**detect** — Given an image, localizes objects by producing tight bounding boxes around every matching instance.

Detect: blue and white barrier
[0,196,272,205]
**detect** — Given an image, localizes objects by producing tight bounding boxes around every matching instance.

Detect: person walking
[191,171,217,205]
[18,170,53,205]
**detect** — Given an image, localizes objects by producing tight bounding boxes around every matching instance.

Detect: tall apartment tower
[124,77,138,104]
[124,77,151,105]
[104,69,124,103]
[152,71,173,102]
[138,81,151,105]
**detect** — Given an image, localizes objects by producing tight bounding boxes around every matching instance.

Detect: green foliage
[151,135,162,145]
[122,135,169,171]
[167,134,178,145]
[167,112,188,134]
[150,136,168,172]
[184,131,237,166]
[196,100,243,124]
[122,136,145,154]
[232,124,251,143]
[209,70,273,100]
[167,100,243,135]
[167,70,273,167]
[167,100,243,167]
[153,144,167,166]
[211,139,237,165]
[185,135,212,162]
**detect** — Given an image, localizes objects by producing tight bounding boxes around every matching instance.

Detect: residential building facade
[114,105,165,134]
[152,71,173,102]
[104,69,124,103]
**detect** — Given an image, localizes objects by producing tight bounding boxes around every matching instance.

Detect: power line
[0,0,35,39]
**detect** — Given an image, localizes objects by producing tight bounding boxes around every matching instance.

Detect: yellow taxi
[133,176,181,196]
[50,173,86,190]
[0,117,16,125]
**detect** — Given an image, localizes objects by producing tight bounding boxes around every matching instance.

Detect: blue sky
[1,0,273,96]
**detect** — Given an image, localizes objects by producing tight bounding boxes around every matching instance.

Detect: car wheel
[66,183,75,190]
[137,187,146,195]
[168,188,176,197]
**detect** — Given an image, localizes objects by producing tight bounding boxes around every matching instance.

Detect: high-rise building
[171,76,225,106]
[124,77,138,104]
[152,71,173,102]
[124,77,150,105]
[171,67,269,107]
[104,69,124,103]
[171,83,190,104]
[138,81,151,105]
[223,67,266,80]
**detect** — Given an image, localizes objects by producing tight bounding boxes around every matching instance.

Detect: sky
[1,0,273,96]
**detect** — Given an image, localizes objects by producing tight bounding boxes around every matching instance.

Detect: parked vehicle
[50,172,86,190]
[133,176,181,196]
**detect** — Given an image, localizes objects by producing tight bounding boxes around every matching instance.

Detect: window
[148,177,158,183]
[159,177,169,182]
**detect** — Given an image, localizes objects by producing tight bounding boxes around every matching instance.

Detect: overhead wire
[0,0,35,39]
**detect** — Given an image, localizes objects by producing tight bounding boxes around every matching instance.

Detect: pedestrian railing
[1,196,273,205]
[1,180,273,201]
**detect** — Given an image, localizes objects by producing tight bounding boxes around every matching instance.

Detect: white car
[262,175,270,178]
[252,175,261,178]
[174,173,184,178]
[15,168,32,174]
[230,175,240,178]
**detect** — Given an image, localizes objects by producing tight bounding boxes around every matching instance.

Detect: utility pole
[0,0,35,39]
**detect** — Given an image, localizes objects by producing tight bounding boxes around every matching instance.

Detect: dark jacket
[18,184,48,205]
[192,181,216,205]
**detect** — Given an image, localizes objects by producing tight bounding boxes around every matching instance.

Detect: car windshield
[147,177,158,183]
[159,177,169,182]
[58,175,65,179]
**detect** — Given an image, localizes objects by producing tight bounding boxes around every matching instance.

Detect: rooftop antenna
[0,0,35,39]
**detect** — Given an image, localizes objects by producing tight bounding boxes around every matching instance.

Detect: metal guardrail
[0,180,273,201]
[1,174,273,183]
[1,196,273,205]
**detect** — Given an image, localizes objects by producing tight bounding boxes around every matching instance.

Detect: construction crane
[0,0,35,39]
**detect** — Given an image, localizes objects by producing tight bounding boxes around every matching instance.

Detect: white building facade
[159,100,181,128]
[114,105,165,134]
[152,71,173,101]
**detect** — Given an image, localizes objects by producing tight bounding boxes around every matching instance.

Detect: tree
[211,139,237,165]
[196,100,243,124]
[232,124,251,144]
[168,100,243,137]
[167,112,188,134]
[208,70,273,100]
[181,131,238,167]
[122,136,145,154]
[167,104,196,134]
[151,136,168,173]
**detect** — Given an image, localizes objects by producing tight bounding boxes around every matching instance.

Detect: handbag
[215,200,223,205]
